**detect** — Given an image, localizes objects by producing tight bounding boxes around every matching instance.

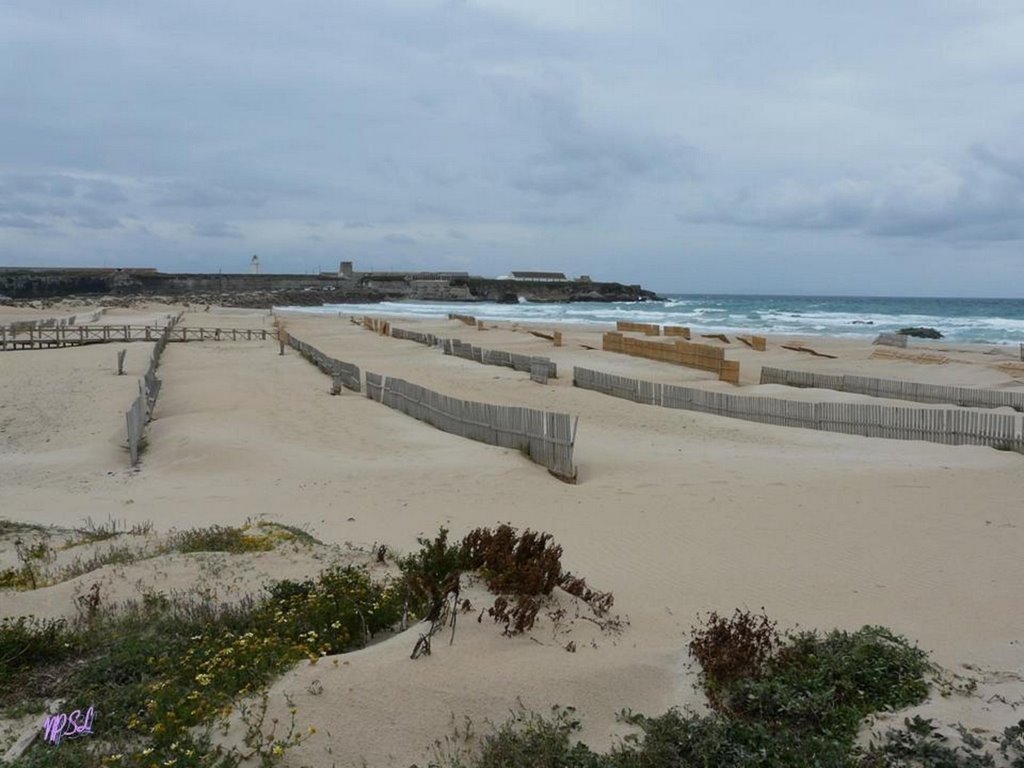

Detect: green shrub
[399,527,468,621]
[860,715,1024,768]
[726,626,932,743]
[471,707,604,768]
[612,708,852,768]
[422,612,936,768]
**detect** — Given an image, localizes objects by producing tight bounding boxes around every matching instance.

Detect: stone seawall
[0,268,659,305]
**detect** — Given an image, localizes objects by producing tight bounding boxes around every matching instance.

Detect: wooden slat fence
[365,372,577,481]
[125,315,180,466]
[760,366,1024,412]
[285,336,361,392]
[362,316,391,335]
[367,321,558,380]
[574,366,1024,453]
[1,309,104,334]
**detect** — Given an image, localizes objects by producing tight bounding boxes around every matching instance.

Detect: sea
[280,295,1024,346]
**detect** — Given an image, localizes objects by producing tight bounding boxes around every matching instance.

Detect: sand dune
[2,307,1023,765]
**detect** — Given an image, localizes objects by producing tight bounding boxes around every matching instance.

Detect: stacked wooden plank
[615,320,660,335]
[663,326,691,339]
[602,332,740,383]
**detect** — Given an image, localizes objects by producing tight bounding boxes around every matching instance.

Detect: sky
[1,1,1023,296]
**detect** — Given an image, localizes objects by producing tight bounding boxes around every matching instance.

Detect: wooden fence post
[117,349,126,375]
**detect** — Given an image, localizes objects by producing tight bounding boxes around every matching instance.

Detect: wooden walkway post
[117,349,126,375]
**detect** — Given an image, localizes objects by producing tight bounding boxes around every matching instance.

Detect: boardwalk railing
[760,366,1024,412]
[285,335,361,392]
[574,366,1024,453]
[1,324,275,350]
[366,372,577,481]
[126,316,180,465]
[369,321,558,380]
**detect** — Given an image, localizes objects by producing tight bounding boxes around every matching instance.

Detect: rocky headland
[0,267,659,308]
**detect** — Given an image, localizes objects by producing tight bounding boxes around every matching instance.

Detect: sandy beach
[2,305,1023,766]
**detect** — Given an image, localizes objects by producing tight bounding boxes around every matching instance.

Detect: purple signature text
[42,706,95,745]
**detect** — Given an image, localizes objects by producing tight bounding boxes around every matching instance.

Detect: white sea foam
[276,297,1024,345]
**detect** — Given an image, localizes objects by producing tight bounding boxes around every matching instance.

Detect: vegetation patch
[1,565,403,766]
[399,524,618,657]
[0,520,318,592]
[413,609,975,768]
[2,525,604,764]
[167,520,316,554]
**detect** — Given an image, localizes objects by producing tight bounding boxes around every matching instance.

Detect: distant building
[250,255,260,274]
[339,261,354,279]
[509,271,568,282]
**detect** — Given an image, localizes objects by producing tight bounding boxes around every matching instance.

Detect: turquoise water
[281,294,1024,345]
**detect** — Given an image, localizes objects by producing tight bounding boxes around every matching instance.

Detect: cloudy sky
[2,1,1023,296]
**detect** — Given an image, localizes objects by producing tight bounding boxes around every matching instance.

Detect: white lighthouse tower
[250,254,261,274]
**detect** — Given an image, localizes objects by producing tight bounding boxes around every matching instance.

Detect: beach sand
[2,306,1023,765]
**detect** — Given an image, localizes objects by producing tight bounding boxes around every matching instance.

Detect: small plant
[74,582,104,622]
[0,519,49,538]
[688,608,779,708]
[10,535,54,590]
[399,525,616,646]
[399,527,467,623]
[861,715,1024,767]
[57,542,144,583]
[168,524,277,554]
[67,515,143,546]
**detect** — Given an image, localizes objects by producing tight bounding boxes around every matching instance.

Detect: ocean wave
[275,297,1024,345]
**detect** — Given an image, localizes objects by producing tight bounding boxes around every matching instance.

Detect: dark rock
[898,326,944,339]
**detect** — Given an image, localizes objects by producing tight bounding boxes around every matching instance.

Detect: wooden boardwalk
[1,325,277,350]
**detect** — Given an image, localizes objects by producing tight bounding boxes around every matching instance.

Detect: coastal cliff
[0,268,659,306]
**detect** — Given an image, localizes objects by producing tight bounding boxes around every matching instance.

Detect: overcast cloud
[1,1,1022,295]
